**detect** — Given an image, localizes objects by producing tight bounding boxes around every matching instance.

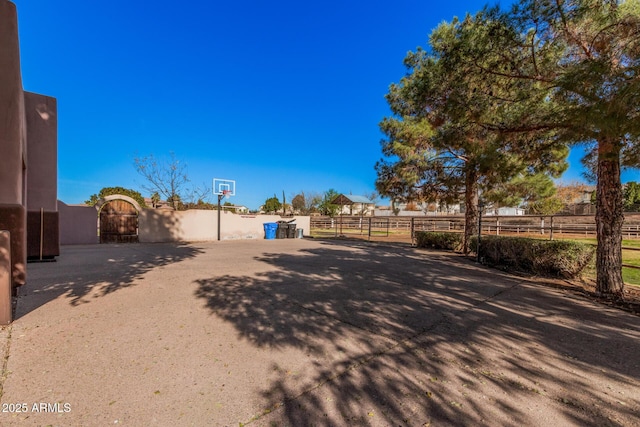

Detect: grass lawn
[568,238,640,249]
[567,240,640,287]
[624,249,640,266]
[621,249,640,287]
[623,268,640,286]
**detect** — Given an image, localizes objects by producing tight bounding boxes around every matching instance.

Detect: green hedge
[471,236,594,279]
[415,232,463,251]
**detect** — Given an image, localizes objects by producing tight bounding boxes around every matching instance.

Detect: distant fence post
[411,217,415,246]
[550,216,554,240]
[0,230,12,325]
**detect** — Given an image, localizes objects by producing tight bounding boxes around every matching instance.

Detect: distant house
[376,200,462,216]
[375,200,527,216]
[222,205,249,214]
[560,185,596,215]
[331,194,375,216]
[144,197,175,210]
[485,206,525,216]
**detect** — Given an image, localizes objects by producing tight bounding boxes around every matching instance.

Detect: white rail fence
[311,214,640,241]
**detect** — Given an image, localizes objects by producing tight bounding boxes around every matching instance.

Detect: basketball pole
[217,193,223,241]
[213,179,234,241]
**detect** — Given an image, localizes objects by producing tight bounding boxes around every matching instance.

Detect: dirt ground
[1,238,638,426]
[554,276,640,316]
[318,234,640,317]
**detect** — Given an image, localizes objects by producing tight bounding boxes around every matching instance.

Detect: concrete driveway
[0,239,638,426]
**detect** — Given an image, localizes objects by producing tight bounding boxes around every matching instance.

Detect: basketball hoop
[217,190,231,202]
[213,178,236,241]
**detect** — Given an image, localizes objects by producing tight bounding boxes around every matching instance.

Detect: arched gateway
[95,195,141,243]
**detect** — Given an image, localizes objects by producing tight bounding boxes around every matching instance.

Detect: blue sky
[14,0,638,210]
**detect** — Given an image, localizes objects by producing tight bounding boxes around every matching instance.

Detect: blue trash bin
[263,222,277,240]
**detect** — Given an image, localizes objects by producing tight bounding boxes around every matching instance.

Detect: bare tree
[289,191,327,215]
[184,182,213,205]
[291,193,306,214]
[134,152,190,210]
[302,191,322,214]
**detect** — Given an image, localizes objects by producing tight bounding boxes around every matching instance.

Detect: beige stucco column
[25,92,59,259]
[0,0,27,289]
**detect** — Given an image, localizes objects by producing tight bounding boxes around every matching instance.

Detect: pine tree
[376,16,567,253]
[469,0,640,295]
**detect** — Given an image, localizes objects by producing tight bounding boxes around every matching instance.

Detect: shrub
[415,232,463,251]
[471,236,594,279]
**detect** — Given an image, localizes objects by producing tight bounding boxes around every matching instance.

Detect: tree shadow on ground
[19,243,204,318]
[194,240,640,426]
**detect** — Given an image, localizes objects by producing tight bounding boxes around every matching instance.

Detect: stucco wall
[139,209,216,243]
[139,209,310,243]
[58,201,99,245]
[25,92,57,212]
[0,0,27,287]
[59,201,311,244]
[223,214,310,241]
[0,0,25,207]
[25,92,59,258]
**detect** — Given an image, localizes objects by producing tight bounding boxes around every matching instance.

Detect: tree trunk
[595,139,624,295]
[463,169,478,254]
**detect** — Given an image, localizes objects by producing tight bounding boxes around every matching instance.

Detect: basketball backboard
[213,178,236,196]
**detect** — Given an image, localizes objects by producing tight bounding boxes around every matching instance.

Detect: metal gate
[311,216,394,240]
[99,199,139,243]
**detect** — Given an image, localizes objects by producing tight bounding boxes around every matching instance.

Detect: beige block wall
[224,214,310,241]
[139,209,217,242]
[58,201,99,245]
[59,202,311,245]
[139,209,310,243]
